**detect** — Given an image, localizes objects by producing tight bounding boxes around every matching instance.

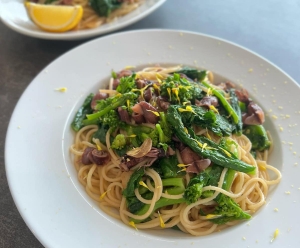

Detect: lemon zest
[139,181,149,190]
[156,73,164,79]
[207,88,212,96]
[153,83,161,94]
[55,87,67,92]
[146,110,160,116]
[100,189,111,200]
[195,139,203,148]
[158,211,165,228]
[127,100,130,109]
[202,143,208,152]
[206,214,222,219]
[178,105,195,114]
[220,147,232,157]
[258,163,266,171]
[167,88,171,101]
[271,229,279,242]
[172,88,180,103]
[129,221,138,230]
[206,129,212,140]
[209,105,219,114]
[177,163,188,168]
[184,127,188,134]
[178,167,187,173]
[96,144,102,151]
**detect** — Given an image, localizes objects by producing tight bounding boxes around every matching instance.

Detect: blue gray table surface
[0,0,299,247]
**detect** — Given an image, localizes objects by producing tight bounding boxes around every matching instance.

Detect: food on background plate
[25,0,140,32]
[70,65,281,236]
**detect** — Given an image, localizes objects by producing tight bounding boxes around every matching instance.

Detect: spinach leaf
[89,0,122,17]
[123,168,145,197]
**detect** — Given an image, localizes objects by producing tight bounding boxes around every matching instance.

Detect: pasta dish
[70,65,281,236]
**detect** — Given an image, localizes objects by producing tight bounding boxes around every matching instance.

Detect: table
[1,0,299,247]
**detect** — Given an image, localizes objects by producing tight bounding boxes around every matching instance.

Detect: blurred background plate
[0,0,166,40]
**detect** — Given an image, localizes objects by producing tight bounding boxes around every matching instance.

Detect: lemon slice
[25,2,83,32]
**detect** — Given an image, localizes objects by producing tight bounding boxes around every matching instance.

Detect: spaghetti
[70,66,281,236]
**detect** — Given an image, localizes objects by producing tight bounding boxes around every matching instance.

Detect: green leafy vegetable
[160,73,204,104]
[111,134,126,150]
[202,81,239,124]
[243,125,271,151]
[174,67,207,81]
[166,106,256,174]
[153,156,184,179]
[116,74,136,94]
[122,168,145,198]
[92,123,109,145]
[71,93,94,132]
[89,0,122,17]
[209,169,251,224]
[87,92,137,121]
[180,105,234,136]
[183,165,223,204]
[229,89,243,135]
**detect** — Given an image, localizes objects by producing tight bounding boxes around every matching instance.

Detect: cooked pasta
[70,65,281,236]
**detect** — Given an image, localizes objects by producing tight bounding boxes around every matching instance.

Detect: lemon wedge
[25,3,83,32]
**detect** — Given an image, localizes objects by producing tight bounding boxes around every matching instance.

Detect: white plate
[5,30,300,247]
[0,0,165,40]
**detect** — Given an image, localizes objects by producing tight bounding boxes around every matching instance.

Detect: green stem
[202,81,239,124]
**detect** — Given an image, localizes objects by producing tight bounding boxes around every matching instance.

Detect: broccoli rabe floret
[209,194,251,224]
[173,67,207,81]
[160,73,203,104]
[116,74,136,94]
[243,125,271,151]
[141,129,159,147]
[183,165,223,204]
[111,134,126,150]
[101,109,124,131]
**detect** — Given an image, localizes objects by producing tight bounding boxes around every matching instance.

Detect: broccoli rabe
[87,92,137,121]
[158,112,172,142]
[101,109,125,131]
[153,156,185,179]
[129,177,186,223]
[160,73,203,104]
[208,168,251,224]
[111,134,126,150]
[183,165,223,204]
[174,67,207,82]
[116,74,136,94]
[71,93,94,132]
[243,125,271,151]
[210,193,251,224]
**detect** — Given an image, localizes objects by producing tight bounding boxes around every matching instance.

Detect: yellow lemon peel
[158,211,165,228]
[139,181,149,190]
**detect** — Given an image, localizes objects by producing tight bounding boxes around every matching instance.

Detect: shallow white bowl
[5,29,300,247]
